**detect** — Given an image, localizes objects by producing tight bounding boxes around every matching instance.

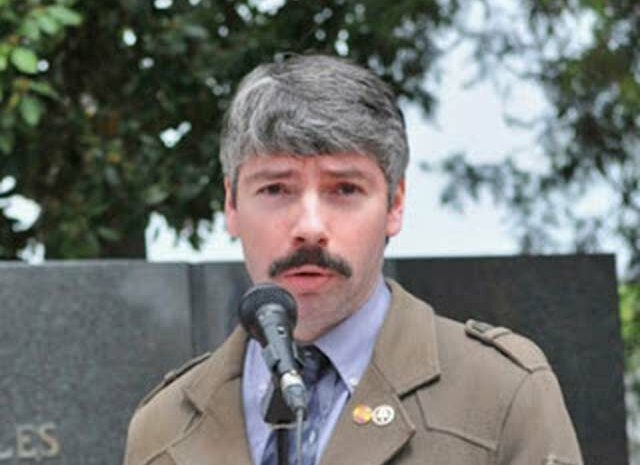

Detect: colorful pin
[372,404,395,426]
[352,404,373,425]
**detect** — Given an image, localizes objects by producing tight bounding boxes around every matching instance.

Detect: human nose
[291,193,329,247]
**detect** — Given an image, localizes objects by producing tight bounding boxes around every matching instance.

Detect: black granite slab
[188,262,251,354]
[0,261,192,465]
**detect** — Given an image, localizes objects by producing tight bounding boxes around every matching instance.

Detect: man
[124,54,583,465]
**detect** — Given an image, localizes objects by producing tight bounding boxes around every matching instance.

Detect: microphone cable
[294,407,304,465]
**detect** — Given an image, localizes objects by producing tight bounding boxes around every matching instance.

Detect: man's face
[225,153,405,342]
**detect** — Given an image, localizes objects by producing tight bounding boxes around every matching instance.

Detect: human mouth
[279,266,336,293]
[268,246,353,279]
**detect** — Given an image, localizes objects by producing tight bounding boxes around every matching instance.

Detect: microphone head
[239,283,297,346]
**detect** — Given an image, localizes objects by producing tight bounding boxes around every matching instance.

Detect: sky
[146,41,546,263]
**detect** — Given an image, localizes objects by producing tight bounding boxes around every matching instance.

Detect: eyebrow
[243,169,296,184]
[242,166,373,184]
[321,168,371,181]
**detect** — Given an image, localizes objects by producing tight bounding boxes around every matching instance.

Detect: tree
[621,282,640,458]
[433,1,640,279]
[428,3,639,453]
[0,0,460,259]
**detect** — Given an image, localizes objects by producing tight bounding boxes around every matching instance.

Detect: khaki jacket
[124,280,583,465]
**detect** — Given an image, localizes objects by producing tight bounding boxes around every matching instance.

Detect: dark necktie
[261,345,335,465]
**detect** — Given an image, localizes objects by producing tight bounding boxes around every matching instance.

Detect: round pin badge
[372,404,395,427]
[352,404,373,425]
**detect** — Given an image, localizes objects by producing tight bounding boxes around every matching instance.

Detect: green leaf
[0,110,15,128]
[0,44,8,71]
[19,95,43,126]
[29,81,58,99]
[143,185,169,205]
[47,5,83,26]
[10,47,39,74]
[20,18,41,41]
[104,166,120,186]
[97,226,120,242]
[36,13,61,35]
[183,24,209,40]
[0,133,14,154]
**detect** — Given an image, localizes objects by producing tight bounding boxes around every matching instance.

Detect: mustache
[268,247,353,279]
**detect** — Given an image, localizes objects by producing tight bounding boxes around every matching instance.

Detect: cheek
[237,214,289,276]
[239,238,272,283]
[339,216,388,264]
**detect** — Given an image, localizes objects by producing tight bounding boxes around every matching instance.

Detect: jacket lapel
[318,363,416,465]
[169,327,254,465]
[319,280,441,465]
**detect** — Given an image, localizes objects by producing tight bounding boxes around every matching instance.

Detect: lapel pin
[352,404,373,425]
[372,404,395,427]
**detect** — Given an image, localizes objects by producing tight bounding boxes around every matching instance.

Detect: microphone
[239,283,307,417]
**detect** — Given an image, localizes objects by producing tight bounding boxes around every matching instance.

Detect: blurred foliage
[2,0,638,270]
[434,1,640,280]
[434,3,640,452]
[622,283,640,457]
[0,0,460,258]
[622,284,640,365]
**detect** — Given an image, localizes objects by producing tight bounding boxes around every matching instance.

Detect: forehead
[237,153,386,183]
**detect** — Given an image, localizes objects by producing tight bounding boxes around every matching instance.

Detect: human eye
[335,182,364,196]
[256,183,288,197]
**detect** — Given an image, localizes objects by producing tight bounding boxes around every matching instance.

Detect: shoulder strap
[464,319,549,372]
[138,352,211,409]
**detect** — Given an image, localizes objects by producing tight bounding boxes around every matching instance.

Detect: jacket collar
[373,279,441,396]
[182,279,441,408]
[317,279,441,465]
[169,326,252,465]
[172,278,442,465]
[183,324,247,413]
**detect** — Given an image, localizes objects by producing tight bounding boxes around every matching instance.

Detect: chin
[293,323,318,343]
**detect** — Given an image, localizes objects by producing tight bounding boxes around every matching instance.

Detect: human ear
[224,177,238,238]
[385,179,405,237]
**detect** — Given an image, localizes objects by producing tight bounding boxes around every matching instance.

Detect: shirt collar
[245,275,390,396]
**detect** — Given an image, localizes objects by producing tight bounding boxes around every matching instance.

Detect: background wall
[0,255,625,464]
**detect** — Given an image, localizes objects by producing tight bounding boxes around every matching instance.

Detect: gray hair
[219,54,409,203]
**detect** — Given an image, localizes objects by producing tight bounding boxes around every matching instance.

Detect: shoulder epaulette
[137,352,211,409]
[464,319,549,373]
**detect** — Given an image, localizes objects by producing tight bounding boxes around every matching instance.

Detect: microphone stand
[261,377,305,465]
[277,429,289,465]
